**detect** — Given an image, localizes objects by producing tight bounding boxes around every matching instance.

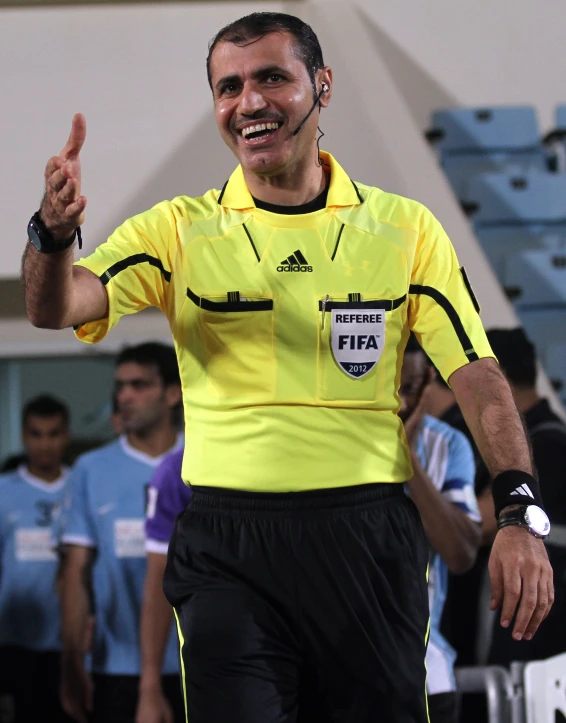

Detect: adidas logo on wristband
[510,484,534,499]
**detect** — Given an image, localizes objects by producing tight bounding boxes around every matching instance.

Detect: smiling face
[209,31,331,177]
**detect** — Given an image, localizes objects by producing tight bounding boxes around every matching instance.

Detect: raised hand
[41,113,87,240]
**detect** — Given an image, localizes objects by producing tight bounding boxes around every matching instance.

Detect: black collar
[252,185,329,215]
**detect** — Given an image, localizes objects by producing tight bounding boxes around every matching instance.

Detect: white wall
[358,0,566,131]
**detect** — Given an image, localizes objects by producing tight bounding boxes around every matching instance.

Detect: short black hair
[486,328,537,388]
[22,395,69,428]
[207,12,324,93]
[116,342,180,387]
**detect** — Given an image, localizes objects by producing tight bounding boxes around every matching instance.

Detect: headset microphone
[292,83,329,137]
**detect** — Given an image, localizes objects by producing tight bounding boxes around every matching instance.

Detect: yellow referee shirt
[75,151,493,491]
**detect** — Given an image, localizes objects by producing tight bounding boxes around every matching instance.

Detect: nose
[116,384,135,406]
[238,81,268,117]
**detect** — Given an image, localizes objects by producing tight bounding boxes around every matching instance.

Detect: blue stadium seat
[427,107,550,198]
[519,309,566,404]
[503,249,566,307]
[475,227,566,280]
[464,170,566,278]
[465,170,566,226]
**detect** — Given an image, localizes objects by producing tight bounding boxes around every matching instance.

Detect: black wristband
[492,470,544,518]
[28,211,82,253]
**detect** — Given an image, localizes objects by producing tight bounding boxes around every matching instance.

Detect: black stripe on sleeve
[409,284,479,361]
[99,254,172,286]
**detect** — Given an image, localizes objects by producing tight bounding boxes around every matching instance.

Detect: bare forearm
[61,565,91,660]
[139,554,174,689]
[23,244,108,329]
[22,243,76,328]
[408,456,480,573]
[451,359,532,479]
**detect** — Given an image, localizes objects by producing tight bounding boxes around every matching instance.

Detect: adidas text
[277,250,313,272]
[277,264,313,273]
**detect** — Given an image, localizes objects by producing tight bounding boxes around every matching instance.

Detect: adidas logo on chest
[277,250,313,273]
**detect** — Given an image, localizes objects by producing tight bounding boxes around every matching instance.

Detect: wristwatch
[27,212,81,253]
[497,505,551,539]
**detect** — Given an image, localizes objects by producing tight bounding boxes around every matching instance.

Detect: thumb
[60,113,86,160]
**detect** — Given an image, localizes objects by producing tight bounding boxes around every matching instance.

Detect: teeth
[242,122,280,138]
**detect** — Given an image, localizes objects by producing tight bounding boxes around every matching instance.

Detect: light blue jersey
[0,465,69,651]
[61,435,183,676]
[417,415,480,695]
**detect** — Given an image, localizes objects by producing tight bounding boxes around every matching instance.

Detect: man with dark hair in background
[486,328,566,664]
[0,395,72,722]
[400,336,481,723]
[59,343,184,723]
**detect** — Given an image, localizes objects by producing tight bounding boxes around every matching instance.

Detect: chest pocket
[187,286,275,402]
[317,294,406,402]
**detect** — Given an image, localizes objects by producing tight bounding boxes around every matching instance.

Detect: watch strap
[28,212,82,253]
[497,506,548,539]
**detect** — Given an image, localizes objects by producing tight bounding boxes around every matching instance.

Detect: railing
[455,653,566,723]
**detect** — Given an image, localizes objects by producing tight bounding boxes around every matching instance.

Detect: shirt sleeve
[441,429,481,523]
[145,452,189,554]
[60,463,98,548]
[408,206,495,382]
[73,202,177,344]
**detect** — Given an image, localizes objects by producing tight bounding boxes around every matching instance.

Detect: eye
[219,83,239,97]
[266,74,283,84]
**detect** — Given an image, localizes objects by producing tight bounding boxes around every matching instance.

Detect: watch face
[27,222,43,252]
[525,505,551,536]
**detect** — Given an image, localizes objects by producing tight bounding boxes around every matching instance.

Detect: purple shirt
[145,449,190,554]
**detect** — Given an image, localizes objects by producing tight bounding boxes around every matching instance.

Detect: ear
[165,384,182,409]
[318,67,333,109]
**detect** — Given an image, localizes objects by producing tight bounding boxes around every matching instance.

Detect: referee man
[22,12,553,723]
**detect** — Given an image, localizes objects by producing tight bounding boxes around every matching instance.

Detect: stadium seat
[542,104,566,149]
[519,309,566,403]
[475,227,566,280]
[464,170,566,277]
[427,107,551,198]
[503,249,566,307]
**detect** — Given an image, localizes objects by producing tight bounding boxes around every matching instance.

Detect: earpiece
[321,83,329,93]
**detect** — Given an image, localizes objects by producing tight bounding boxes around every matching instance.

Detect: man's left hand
[488,525,554,640]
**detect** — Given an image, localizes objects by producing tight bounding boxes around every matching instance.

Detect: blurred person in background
[426,367,490,673]
[137,448,189,723]
[486,328,566,665]
[0,395,72,722]
[59,343,184,723]
[400,336,481,723]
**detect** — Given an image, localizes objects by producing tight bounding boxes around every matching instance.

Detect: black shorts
[164,483,430,723]
[91,674,184,723]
